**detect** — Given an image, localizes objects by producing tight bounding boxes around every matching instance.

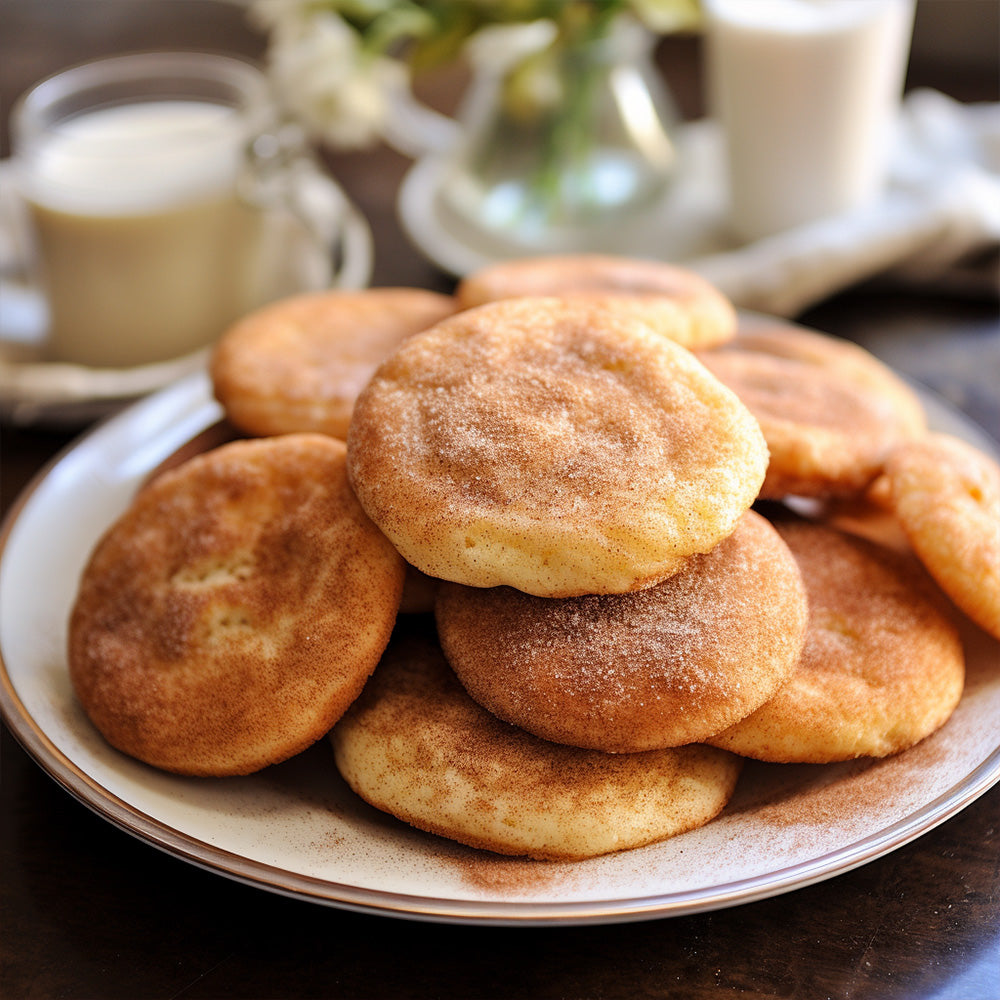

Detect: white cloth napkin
[673,89,1000,317]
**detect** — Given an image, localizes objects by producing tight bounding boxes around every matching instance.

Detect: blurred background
[2,1,995,286]
[3,0,997,151]
[2,0,997,143]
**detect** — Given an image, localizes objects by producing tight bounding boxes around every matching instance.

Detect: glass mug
[5,52,371,369]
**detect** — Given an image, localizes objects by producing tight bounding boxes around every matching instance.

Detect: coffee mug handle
[241,127,374,293]
[280,153,375,292]
[0,159,49,349]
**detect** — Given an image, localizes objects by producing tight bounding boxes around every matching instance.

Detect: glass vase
[437,17,680,255]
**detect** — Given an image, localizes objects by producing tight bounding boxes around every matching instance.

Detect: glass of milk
[7,52,350,369]
[702,0,916,243]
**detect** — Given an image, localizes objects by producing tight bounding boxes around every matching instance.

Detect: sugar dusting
[346,298,768,594]
[436,511,806,749]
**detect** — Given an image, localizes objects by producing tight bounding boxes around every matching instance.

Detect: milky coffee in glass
[11,53,273,368]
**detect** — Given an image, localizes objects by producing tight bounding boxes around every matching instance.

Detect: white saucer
[0,333,213,428]
[397,120,736,278]
[398,98,1000,320]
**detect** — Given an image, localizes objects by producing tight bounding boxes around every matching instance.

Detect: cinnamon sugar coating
[697,320,926,499]
[881,432,1000,639]
[708,521,965,763]
[456,254,737,349]
[436,511,807,752]
[346,297,768,597]
[69,434,406,776]
[330,633,743,861]
[211,288,458,440]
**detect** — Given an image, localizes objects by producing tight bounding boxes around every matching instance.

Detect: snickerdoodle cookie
[456,254,737,349]
[435,511,807,752]
[708,520,965,763]
[697,320,925,499]
[880,432,1000,639]
[69,434,406,776]
[330,635,743,860]
[210,288,458,439]
[346,297,768,597]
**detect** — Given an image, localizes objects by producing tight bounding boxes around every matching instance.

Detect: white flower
[248,0,315,37]
[262,8,406,149]
[247,0,701,153]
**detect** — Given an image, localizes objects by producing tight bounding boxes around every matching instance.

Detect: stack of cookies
[68,255,999,862]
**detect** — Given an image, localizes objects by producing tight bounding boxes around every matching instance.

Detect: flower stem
[526,6,627,223]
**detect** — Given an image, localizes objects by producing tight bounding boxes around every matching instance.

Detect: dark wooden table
[2,3,998,998]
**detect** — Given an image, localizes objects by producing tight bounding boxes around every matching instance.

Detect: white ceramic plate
[2,371,998,926]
